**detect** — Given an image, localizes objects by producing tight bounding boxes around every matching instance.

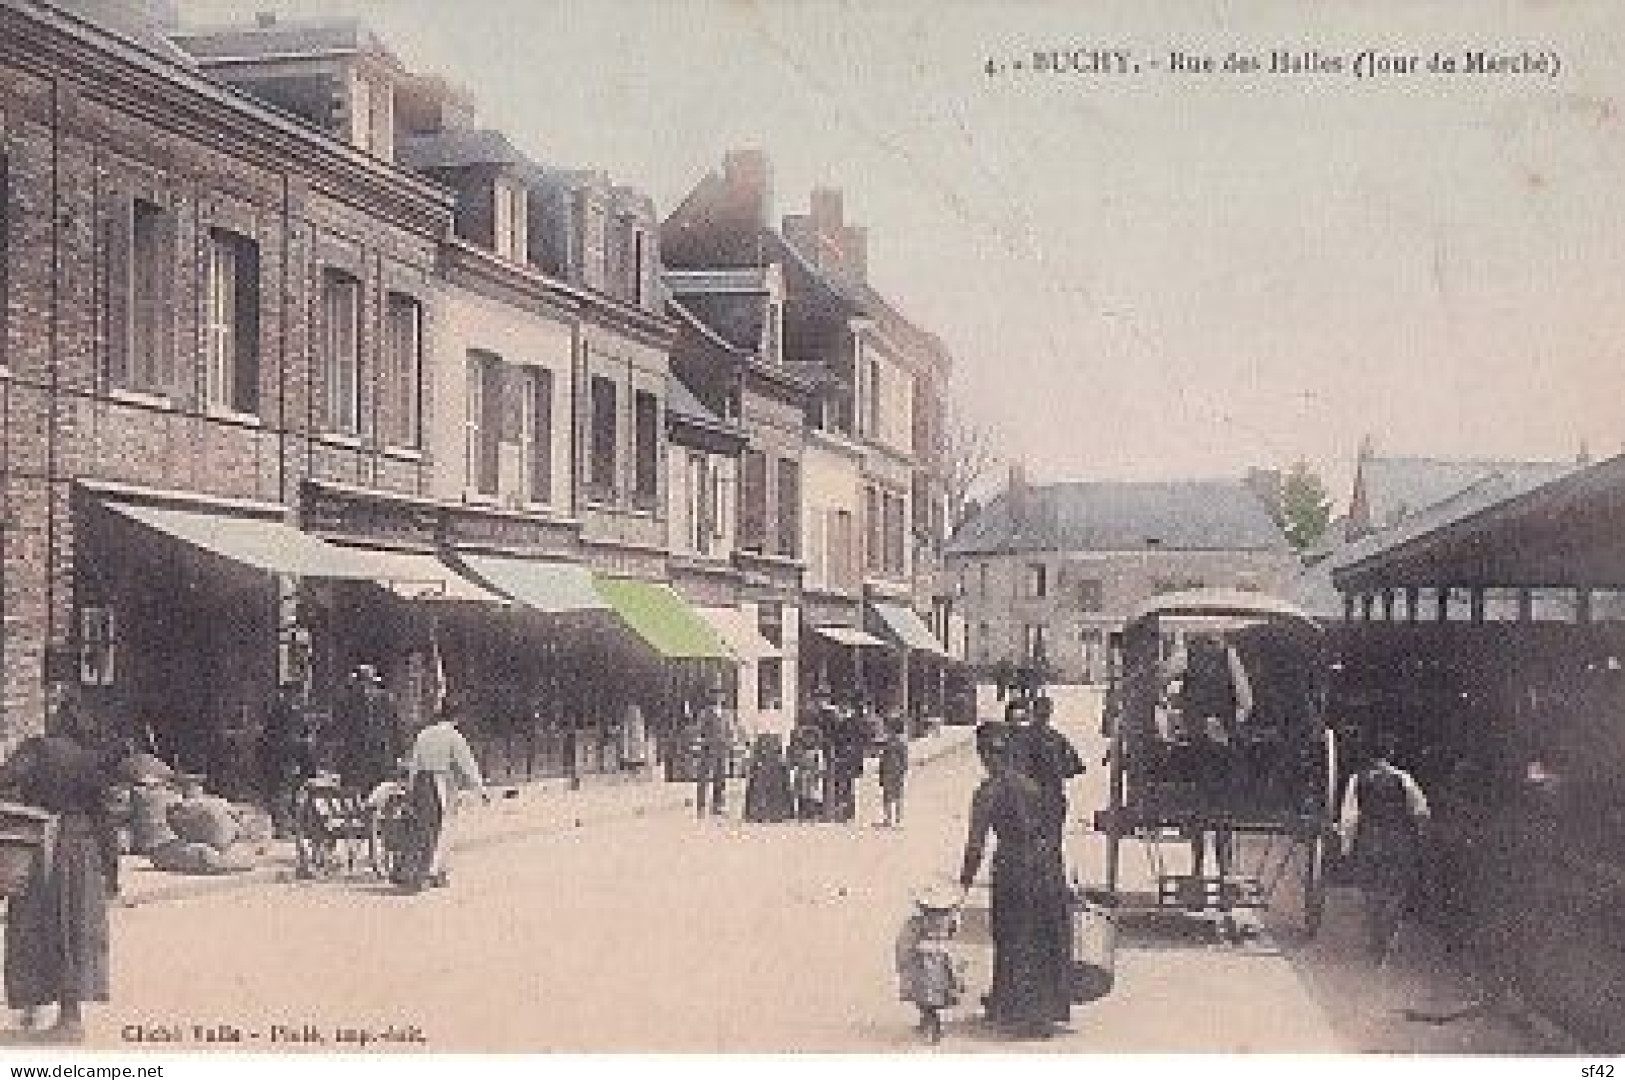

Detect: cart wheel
[1302,832,1326,937]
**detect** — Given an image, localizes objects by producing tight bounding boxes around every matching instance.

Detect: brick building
[947,468,1297,684]
[0,0,464,781]
[663,150,955,722]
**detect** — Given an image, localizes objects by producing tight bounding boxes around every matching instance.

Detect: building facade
[947,470,1298,684]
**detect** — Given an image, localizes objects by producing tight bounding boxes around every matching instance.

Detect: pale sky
[179,0,1625,508]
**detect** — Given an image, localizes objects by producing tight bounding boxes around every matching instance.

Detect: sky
[177,0,1625,508]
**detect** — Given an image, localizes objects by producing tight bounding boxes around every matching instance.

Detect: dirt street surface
[83,688,1553,1054]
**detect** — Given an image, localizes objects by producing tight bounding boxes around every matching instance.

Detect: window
[862,356,882,440]
[979,562,989,597]
[78,607,116,687]
[687,450,712,554]
[633,390,659,510]
[1023,624,1047,663]
[203,229,261,416]
[757,601,784,647]
[588,375,618,499]
[1076,579,1104,612]
[829,508,856,590]
[976,621,990,662]
[494,178,528,263]
[109,198,176,395]
[757,657,784,712]
[465,352,501,497]
[520,367,554,504]
[739,450,768,552]
[350,75,373,150]
[882,490,906,576]
[322,270,362,435]
[775,458,801,559]
[763,301,781,364]
[865,485,882,574]
[1027,563,1048,599]
[383,293,421,449]
[629,229,646,305]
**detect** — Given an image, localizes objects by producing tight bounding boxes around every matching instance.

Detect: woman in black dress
[958,722,1072,1038]
[0,686,120,1043]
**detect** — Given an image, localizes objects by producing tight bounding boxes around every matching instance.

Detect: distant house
[946,469,1296,683]
[1345,452,1576,540]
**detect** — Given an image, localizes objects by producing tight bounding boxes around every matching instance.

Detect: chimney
[1006,461,1029,530]
[810,186,844,230]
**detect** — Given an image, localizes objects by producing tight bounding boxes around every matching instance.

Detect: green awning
[869,602,947,656]
[594,577,734,660]
[459,554,608,615]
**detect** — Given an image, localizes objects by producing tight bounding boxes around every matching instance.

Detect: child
[877,722,909,827]
[895,882,965,1044]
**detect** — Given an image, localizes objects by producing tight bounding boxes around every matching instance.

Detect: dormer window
[494,178,528,263]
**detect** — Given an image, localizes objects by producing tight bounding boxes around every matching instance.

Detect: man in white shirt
[403,706,489,890]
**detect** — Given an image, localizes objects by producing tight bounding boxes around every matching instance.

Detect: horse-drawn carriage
[1094,588,1338,939]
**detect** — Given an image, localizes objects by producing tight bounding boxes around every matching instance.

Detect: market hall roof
[168,13,401,67]
[946,480,1291,557]
[1334,451,1625,591]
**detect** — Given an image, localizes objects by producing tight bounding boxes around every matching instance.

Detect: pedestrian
[398,699,490,892]
[895,880,967,1044]
[0,685,120,1043]
[1164,632,1254,899]
[693,680,733,818]
[876,720,909,828]
[1010,693,1085,841]
[259,678,315,838]
[788,722,825,822]
[1338,731,1431,962]
[335,665,402,793]
[957,722,1071,1039]
[743,733,793,823]
[824,705,864,823]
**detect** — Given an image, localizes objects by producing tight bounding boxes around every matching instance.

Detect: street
[84,689,1550,1054]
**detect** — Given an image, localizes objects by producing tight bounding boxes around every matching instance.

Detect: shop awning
[106,501,381,579]
[698,607,782,662]
[350,549,508,604]
[458,554,608,615]
[811,624,887,648]
[869,602,947,656]
[595,578,733,660]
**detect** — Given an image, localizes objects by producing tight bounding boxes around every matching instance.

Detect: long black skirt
[986,857,1072,1026]
[5,816,110,1008]
[392,772,444,889]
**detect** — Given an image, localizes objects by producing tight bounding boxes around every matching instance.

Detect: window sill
[383,445,425,463]
[462,492,500,508]
[108,388,174,411]
[204,406,263,429]
[317,432,363,450]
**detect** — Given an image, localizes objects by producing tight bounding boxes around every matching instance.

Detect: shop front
[73,485,387,800]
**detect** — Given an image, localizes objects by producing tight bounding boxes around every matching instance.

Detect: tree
[939,407,996,534]
[1280,460,1332,551]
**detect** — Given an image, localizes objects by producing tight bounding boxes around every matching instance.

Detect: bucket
[1070,888,1117,1002]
